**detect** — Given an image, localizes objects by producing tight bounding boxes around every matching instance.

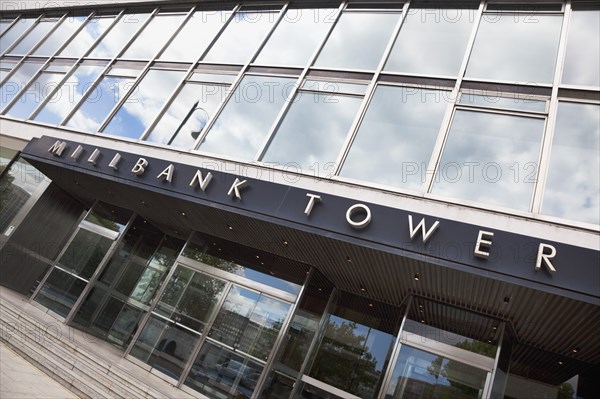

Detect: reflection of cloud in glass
[466,14,562,83]
[59,17,115,58]
[8,159,48,194]
[562,10,600,87]
[0,18,35,52]
[432,110,544,211]
[121,15,183,60]
[6,72,62,119]
[9,20,55,54]
[88,14,150,59]
[31,16,85,56]
[542,103,599,225]
[0,62,43,110]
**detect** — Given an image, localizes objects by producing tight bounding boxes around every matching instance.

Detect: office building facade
[0,0,598,398]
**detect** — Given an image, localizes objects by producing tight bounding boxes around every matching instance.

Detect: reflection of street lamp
[167,101,209,146]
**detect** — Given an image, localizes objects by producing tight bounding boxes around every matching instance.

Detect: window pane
[66,75,135,132]
[432,110,544,211]
[34,269,88,317]
[30,16,85,56]
[160,10,230,62]
[0,18,35,53]
[314,11,400,71]
[384,8,475,76]
[341,86,450,190]
[542,103,599,225]
[102,69,185,139]
[88,13,150,59]
[466,14,562,84]
[121,14,184,60]
[8,19,56,55]
[144,82,228,147]
[262,92,361,177]
[255,8,338,67]
[58,16,116,58]
[459,93,547,113]
[0,20,12,34]
[562,10,600,87]
[57,228,113,279]
[203,8,279,65]
[5,72,63,119]
[199,75,294,160]
[0,61,44,111]
[34,64,105,125]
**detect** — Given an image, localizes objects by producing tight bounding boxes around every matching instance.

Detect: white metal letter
[346,204,372,230]
[108,153,122,170]
[157,164,175,183]
[536,243,557,273]
[474,230,494,259]
[70,145,83,161]
[189,170,213,192]
[227,178,248,200]
[87,149,100,165]
[304,193,322,216]
[131,158,148,176]
[48,140,67,157]
[408,215,440,243]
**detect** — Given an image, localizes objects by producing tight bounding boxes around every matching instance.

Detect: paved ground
[0,341,79,399]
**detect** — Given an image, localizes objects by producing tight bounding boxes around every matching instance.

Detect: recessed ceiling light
[227,225,233,230]
[368,303,373,307]
[283,240,288,245]
[558,361,564,365]
[256,255,260,259]
[360,287,366,292]
[572,347,580,353]
[503,297,510,304]
[421,319,425,323]
[414,273,420,281]
[346,256,352,263]
[180,212,186,216]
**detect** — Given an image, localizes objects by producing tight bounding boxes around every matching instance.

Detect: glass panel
[385,8,475,76]
[30,16,86,56]
[88,13,150,59]
[8,19,56,54]
[302,79,367,95]
[466,14,562,84]
[5,72,64,119]
[55,228,113,279]
[562,10,600,87]
[34,268,88,317]
[385,345,488,399]
[121,14,184,60]
[58,16,116,58]
[542,102,600,225]
[0,18,35,53]
[203,8,279,65]
[255,8,338,67]
[459,93,547,113]
[102,69,185,139]
[341,86,450,190]
[262,92,362,178]
[199,75,294,159]
[185,342,264,399]
[314,11,400,71]
[160,10,230,62]
[65,75,135,132]
[0,61,44,111]
[144,82,228,147]
[34,65,105,125]
[432,110,544,211]
[0,20,12,34]
[83,202,131,232]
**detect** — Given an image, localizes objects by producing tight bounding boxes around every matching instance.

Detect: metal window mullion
[52,265,90,282]
[0,16,20,40]
[1,13,44,56]
[252,268,313,399]
[484,322,506,399]
[423,1,485,194]
[252,2,347,161]
[190,3,286,151]
[65,212,138,325]
[58,10,127,126]
[95,8,160,133]
[331,2,409,176]
[530,1,572,214]
[26,13,68,56]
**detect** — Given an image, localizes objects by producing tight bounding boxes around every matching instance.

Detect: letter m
[408,215,440,243]
[48,140,67,157]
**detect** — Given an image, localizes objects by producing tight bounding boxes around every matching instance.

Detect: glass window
[87,13,150,59]
[255,8,338,67]
[199,75,295,160]
[341,86,450,190]
[431,110,544,211]
[65,75,136,132]
[203,7,280,65]
[384,8,475,76]
[30,16,86,56]
[0,20,12,34]
[58,16,116,58]
[5,71,65,119]
[144,81,229,147]
[542,102,599,225]
[159,10,230,62]
[562,10,600,87]
[458,93,547,113]
[121,14,184,60]
[261,91,362,178]
[0,18,35,53]
[102,69,185,139]
[7,19,56,55]
[465,14,563,84]
[34,64,105,125]
[0,61,44,112]
[314,11,400,71]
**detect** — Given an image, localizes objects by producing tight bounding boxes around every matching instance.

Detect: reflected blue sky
[58,16,115,58]
[88,13,150,59]
[0,18,35,53]
[0,62,44,111]
[30,16,85,56]
[6,72,62,119]
[8,19,55,55]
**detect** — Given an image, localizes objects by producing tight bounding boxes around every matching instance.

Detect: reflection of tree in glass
[86,211,119,231]
[185,247,243,275]
[557,383,574,399]
[0,165,15,210]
